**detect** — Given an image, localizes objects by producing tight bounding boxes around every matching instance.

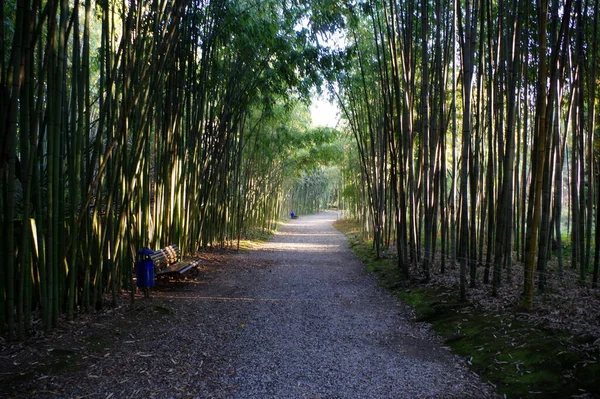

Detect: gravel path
[5,212,497,398]
[198,212,496,399]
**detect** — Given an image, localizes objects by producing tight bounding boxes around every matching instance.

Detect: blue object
[135,247,155,288]
[290,211,295,218]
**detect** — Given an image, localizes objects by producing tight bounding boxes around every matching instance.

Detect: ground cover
[333,218,600,399]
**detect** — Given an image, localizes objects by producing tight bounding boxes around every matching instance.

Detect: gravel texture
[3,212,498,398]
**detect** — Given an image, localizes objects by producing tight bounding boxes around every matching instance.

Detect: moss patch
[398,287,600,397]
[333,218,600,399]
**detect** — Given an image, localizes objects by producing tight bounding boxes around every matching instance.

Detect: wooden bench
[151,244,201,275]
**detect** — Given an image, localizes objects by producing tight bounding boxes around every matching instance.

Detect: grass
[226,228,275,250]
[333,218,600,399]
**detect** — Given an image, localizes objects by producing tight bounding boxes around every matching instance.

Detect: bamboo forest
[1,0,599,344]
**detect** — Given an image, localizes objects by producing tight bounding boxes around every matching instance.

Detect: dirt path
[3,212,496,398]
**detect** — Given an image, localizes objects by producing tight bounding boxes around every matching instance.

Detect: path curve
[8,212,497,398]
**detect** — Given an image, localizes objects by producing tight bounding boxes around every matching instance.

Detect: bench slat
[150,244,200,275]
[176,259,202,274]
[150,245,180,265]
[155,258,202,275]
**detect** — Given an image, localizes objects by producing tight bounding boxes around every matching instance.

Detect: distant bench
[151,244,201,275]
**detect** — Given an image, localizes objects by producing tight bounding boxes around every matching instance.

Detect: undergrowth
[333,219,600,399]
[226,228,275,250]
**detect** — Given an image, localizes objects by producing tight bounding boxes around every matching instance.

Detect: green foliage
[291,169,331,214]
[0,0,355,336]
[341,183,358,202]
[292,126,343,172]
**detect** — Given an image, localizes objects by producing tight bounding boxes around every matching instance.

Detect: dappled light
[260,242,342,252]
[278,221,335,229]
[274,231,339,237]
[1,0,599,397]
[0,0,349,336]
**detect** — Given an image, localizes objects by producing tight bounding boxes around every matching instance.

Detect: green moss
[335,218,600,399]
[398,286,600,398]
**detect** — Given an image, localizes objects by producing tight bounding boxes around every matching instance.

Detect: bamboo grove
[332,0,599,307]
[3,0,600,339]
[0,0,343,338]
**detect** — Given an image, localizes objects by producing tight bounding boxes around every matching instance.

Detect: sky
[310,95,340,128]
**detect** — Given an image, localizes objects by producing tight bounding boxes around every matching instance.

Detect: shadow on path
[197,212,497,399]
[2,213,497,399]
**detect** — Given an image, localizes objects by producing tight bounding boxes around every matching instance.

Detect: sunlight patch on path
[274,231,339,237]
[260,242,340,252]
